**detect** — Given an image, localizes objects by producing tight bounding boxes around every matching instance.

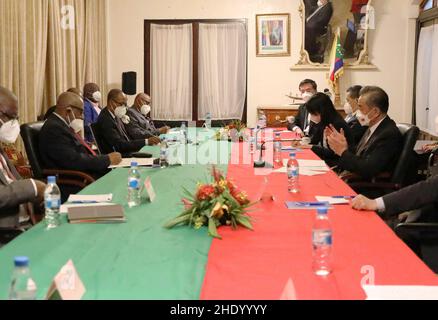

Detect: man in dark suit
[305,0,333,63]
[96,89,160,156]
[39,92,122,179]
[326,86,402,182]
[287,79,318,137]
[125,93,169,140]
[344,85,368,147]
[83,83,102,143]
[0,86,46,230]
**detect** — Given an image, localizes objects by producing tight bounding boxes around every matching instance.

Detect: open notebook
[67,204,126,224]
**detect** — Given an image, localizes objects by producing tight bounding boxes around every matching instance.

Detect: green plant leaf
[236,216,254,231]
[163,214,192,229]
[208,218,222,239]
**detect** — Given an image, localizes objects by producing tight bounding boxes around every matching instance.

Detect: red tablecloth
[201,132,438,300]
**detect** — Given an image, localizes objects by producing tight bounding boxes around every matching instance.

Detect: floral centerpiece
[164,166,255,239]
[215,120,247,142]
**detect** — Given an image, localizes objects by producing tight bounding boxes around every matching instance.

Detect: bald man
[96,89,160,156]
[0,86,46,229]
[125,93,169,140]
[39,92,122,181]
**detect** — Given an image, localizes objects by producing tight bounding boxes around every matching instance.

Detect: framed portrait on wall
[256,13,290,57]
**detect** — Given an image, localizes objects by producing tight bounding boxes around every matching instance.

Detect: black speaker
[122,71,137,95]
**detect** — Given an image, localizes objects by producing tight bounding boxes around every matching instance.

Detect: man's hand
[351,195,378,211]
[148,136,161,145]
[34,180,47,203]
[108,152,122,165]
[326,125,348,156]
[159,126,170,134]
[293,127,304,138]
[422,143,438,153]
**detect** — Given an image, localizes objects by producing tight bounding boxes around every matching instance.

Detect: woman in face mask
[83,83,102,143]
[305,93,355,165]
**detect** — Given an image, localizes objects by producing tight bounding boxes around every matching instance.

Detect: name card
[46,260,86,300]
[144,177,156,202]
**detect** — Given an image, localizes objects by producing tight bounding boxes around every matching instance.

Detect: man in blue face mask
[0,86,46,231]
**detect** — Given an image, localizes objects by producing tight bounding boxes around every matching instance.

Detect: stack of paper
[363,285,438,300]
[67,204,126,224]
[61,194,114,214]
[273,159,329,176]
[315,196,354,205]
[109,158,154,169]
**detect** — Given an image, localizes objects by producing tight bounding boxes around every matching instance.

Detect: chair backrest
[89,123,104,155]
[20,122,45,179]
[391,123,420,185]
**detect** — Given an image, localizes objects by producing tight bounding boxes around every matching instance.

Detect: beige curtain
[0,0,107,125]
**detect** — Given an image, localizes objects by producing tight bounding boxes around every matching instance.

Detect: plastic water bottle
[8,257,37,300]
[180,122,187,144]
[312,208,333,276]
[274,132,282,164]
[160,138,169,168]
[127,162,141,208]
[44,176,61,229]
[205,112,212,130]
[249,129,256,155]
[287,153,299,193]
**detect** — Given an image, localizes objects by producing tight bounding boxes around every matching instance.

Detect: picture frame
[256,13,290,57]
[294,0,376,69]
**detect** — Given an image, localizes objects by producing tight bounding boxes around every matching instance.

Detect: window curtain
[151,24,193,120]
[0,0,108,126]
[416,21,438,131]
[198,23,247,120]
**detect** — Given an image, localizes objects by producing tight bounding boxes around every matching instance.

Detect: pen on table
[332,196,356,199]
[71,201,99,204]
[296,202,328,206]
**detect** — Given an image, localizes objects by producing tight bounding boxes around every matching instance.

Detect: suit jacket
[382,175,438,218]
[338,116,403,180]
[125,107,159,140]
[39,114,110,176]
[84,99,100,143]
[306,2,334,36]
[311,117,355,163]
[287,104,309,132]
[96,107,146,156]
[345,113,368,147]
[0,147,35,229]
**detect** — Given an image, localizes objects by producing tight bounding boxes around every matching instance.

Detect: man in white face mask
[39,92,122,187]
[0,86,46,230]
[96,89,161,156]
[287,79,318,137]
[125,93,170,140]
[344,85,368,147]
[326,86,403,191]
[83,83,102,143]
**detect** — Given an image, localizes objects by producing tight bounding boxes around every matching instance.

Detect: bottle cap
[317,208,328,215]
[131,162,138,167]
[14,256,29,267]
[47,176,56,184]
[289,153,296,158]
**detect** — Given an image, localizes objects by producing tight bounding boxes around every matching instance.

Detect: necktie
[356,128,371,156]
[116,118,130,141]
[73,131,97,156]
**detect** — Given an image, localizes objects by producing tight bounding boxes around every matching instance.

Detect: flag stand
[334,77,341,108]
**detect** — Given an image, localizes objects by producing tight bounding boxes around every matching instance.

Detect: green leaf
[236,216,254,231]
[163,214,192,229]
[208,218,222,239]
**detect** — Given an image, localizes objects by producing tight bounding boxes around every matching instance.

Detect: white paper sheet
[109,158,154,169]
[60,203,116,214]
[67,194,113,203]
[273,167,327,176]
[363,285,438,300]
[315,196,349,205]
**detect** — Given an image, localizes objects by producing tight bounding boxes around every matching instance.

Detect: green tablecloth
[0,129,230,300]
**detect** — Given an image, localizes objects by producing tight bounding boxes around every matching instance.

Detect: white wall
[107,0,417,126]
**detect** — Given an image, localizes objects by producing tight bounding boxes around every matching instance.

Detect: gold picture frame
[256,13,291,57]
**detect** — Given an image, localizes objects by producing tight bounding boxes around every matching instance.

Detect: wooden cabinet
[257,105,347,128]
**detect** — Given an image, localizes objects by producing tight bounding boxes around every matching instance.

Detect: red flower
[182,198,193,210]
[196,184,216,201]
[231,188,250,205]
[211,166,224,183]
[227,180,236,192]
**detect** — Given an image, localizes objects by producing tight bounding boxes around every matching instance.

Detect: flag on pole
[328,27,344,91]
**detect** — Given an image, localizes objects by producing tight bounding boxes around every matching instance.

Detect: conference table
[0,128,437,300]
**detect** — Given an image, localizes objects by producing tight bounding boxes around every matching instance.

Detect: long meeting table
[0,128,437,300]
